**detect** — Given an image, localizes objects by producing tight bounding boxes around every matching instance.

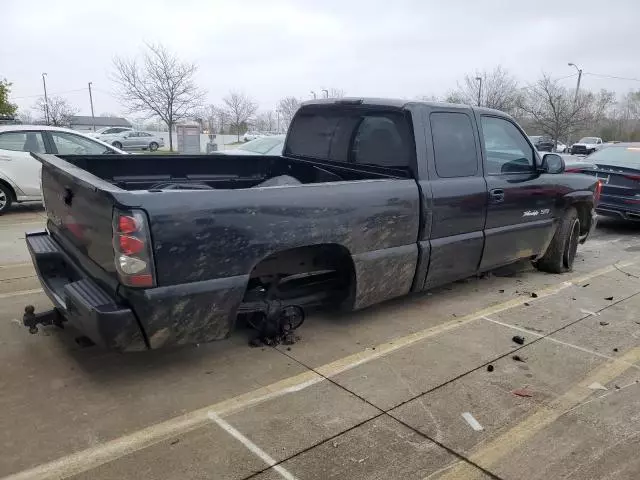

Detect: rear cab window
[430,112,478,178]
[285,106,415,174]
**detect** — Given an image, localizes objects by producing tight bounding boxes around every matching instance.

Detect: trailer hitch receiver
[23,305,65,334]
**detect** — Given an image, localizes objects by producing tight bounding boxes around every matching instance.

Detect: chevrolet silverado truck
[24,99,599,351]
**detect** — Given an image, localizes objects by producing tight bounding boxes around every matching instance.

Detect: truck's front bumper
[25,230,147,351]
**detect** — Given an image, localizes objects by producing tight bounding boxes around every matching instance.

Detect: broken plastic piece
[512,388,533,398]
[512,335,525,345]
[604,296,614,301]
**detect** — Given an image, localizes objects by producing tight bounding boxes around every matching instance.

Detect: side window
[430,112,478,178]
[481,116,534,175]
[0,131,45,153]
[351,115,410,168]
[50,132,111,155]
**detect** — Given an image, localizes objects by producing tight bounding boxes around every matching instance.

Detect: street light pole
[88,82,96,131]
[567,63,583,146]
[41,73,49,125]
[475,76,482,107]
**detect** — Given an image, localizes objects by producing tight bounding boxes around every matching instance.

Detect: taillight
[113,209,156,288]
[565,168,583,173]
[624,174,640,181]
[593,180,602,206]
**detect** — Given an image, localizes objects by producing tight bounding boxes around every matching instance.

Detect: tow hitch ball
[22,305,64,334]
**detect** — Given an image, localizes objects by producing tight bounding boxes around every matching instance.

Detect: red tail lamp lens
[594,180,602,205]
[128,274,154,287]
[118,235,145,255]
[118,215,139,234]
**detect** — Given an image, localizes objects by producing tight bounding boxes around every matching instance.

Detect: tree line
[441,65,640,143]
[4,44,639,150]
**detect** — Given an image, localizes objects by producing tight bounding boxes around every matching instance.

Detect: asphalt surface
[1,204,639,480]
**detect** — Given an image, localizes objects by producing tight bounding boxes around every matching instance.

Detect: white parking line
[208,413,298,480]
[481,316,640,370]
[0,288,43,300]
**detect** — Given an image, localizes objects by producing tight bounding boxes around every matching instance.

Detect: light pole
[475,76,482,107]
[321,89,329,98]
[567,63,583,146]
[88,82,96,131]
[310,91,317,99]
[41,73,50,125]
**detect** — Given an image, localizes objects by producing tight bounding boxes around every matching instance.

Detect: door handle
[489,188,505,203]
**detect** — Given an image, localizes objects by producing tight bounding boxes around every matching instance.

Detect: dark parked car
[528,135,554,152]
[564,143,640,221]
[24,99,598,350]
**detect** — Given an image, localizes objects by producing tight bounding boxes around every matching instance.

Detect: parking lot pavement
[1,209,639,480]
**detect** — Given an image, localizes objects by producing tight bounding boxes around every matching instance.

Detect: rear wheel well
[244,244,356,310]
[0,179,16,201]
[573,202,591,236]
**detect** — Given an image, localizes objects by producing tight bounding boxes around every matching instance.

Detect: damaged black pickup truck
[25,99,600,351]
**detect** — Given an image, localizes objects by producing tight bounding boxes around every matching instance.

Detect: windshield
[237,136,284,154]
[587,146,640,169]
[578,137,599,143]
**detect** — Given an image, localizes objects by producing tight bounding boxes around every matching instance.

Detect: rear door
[478,115,557,271]
[421,107,487,289]
[0,130,46,197]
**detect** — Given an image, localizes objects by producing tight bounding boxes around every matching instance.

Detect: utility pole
[88,82,96,131]
[567,63,583,146]
[42,73,49,125]
[475,76,482,107]
[321,89,329,98]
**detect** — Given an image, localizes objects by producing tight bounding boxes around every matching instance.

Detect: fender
[561,189,595,209]
[0,170,23,198]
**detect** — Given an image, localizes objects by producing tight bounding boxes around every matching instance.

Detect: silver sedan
[109,131,165,151]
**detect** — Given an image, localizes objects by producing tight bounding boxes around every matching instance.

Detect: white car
[554,141,567,153]
[87,126,133,139]
[570,137,603,155]
[0,125,126,213]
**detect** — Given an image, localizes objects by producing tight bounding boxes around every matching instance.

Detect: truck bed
[57,153,411,191]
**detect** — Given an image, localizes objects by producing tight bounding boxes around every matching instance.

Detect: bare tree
[255,111,277,133]
[328,88,345,98]
[277,96,300,132]
[448,66,521,115]
[33,96,78,126]
[223,92,258,141]
[17,110,34,125]
[111,43,205,151]
[518,74,614,144]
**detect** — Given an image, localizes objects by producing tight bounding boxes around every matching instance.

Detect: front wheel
[112,141,123,149]
[0,183,13,214]
[149,142,159,151]
[534,207,580,273]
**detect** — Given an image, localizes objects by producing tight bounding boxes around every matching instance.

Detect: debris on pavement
[613,348,619,352]
[582,283,590,288]
[599,321,610,326]
[512,355,526,362]
[512,388,533,398]
[580,308,599,317]
[170,439,180,445]
[604,296,614,301]
[487,364,494,372]
[531,292,538,298]
[523,302,530,306]
[461,412,484,431]
[588,382,608,391]
[512,335,525,345]
[498,289,505,293]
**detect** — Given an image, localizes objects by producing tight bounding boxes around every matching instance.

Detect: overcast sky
[3,0,640,118]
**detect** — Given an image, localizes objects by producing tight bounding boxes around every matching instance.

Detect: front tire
[0,183,13,214]
[112,141,123,149]
[535,207,580,273]
[149,142,159,151]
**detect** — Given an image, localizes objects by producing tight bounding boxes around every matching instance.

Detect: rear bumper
[26,230,147,351]
[596,204,640,221]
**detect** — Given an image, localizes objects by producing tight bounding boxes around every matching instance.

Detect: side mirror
[540,153,565,174]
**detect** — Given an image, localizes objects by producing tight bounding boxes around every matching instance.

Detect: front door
[0,130,47,197]
[478,115,557,271]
